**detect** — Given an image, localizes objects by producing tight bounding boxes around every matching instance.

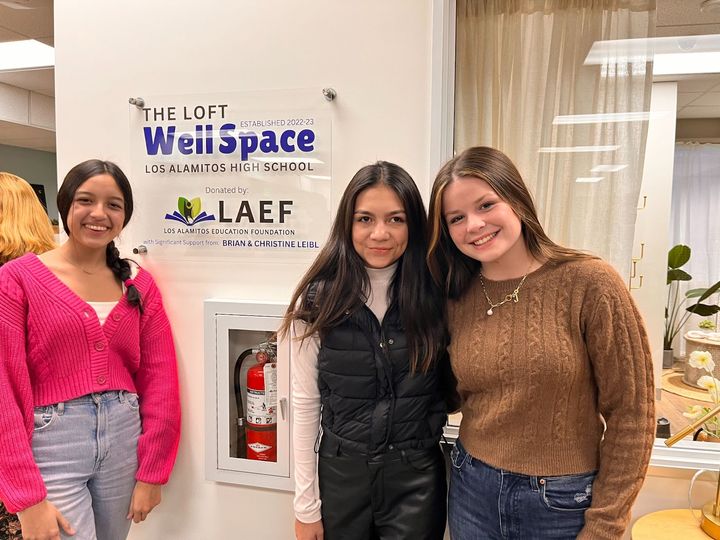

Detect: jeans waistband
[319,433,438,461]
[49,390,135,407]
[454,438,597,483]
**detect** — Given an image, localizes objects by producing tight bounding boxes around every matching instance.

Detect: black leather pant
[318,439,447,540]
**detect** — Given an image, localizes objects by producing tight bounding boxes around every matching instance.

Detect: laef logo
[165,196,216,226]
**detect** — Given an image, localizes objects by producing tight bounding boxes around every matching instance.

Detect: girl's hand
[126,481,162,523]
[18,499,75,539]
[295,518,324,540]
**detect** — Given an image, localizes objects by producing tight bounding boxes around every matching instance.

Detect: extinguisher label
[248,442,273,453]
[264,362,277,414]
[247,363,277,425]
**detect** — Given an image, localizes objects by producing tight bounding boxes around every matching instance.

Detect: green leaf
[687,304,720,317]
[686,288,707,299]
[178,197,188,215]
[189,197,201,219]
[699,280,720,302]
[668,244,691,269]
[667,269,692,283]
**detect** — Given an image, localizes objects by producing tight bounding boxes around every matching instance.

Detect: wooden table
[632,509,711,539]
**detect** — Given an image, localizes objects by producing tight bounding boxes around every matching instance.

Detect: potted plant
[664,244,720,368]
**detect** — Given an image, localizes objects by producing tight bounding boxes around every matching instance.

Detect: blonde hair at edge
[0,172,56,264]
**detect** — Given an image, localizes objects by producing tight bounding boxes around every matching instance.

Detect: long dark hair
[57,159,143,311]
[427,146,594,299]
[280,161,445,373]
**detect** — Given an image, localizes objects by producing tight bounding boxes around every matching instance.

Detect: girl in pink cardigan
[0,160,181,540]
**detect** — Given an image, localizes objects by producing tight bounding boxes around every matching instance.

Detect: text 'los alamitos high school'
[141,104,316,161]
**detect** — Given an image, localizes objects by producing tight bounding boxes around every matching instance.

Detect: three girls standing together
[287,146,654,540]
[0,146,653,540]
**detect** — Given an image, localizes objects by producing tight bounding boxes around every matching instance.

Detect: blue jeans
[32,391,141,540]
[448,440,596,540]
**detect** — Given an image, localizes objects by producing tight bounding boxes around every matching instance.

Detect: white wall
[55,2,717,539]
[631,82,677,394]
[55,2,433,539]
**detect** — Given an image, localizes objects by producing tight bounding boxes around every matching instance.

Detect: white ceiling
[0,0,55,152]
[677,75,720,118]
[1,0,720,152]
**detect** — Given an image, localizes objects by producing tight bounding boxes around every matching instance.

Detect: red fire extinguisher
[245,343,277,461]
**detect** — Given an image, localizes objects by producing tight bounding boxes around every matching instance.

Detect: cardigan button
[94,341,106,351]
[112,313,121,322]
[96,375,107,384]
[388,338,394,345]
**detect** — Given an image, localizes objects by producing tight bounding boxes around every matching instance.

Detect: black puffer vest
[317,303,446,455]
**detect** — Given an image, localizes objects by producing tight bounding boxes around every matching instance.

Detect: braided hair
[57,159,143,312]
[106,241,143,312]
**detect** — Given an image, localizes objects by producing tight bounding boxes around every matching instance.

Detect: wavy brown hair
[427,146,594,299]
[0,172,55,264]
[280,161,446,373]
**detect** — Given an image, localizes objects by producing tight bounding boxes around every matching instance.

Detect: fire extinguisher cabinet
[204,300,293,491]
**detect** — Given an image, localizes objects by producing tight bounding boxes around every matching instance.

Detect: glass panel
[228,330,279,463]
[450,0,720,461]
[453,0,654,275]
[128,89,332,262]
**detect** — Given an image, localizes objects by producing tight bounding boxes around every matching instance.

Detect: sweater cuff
[3,484,47,514]
[295,507,322,524]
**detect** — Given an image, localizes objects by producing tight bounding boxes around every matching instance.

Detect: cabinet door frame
[204,300,293,491]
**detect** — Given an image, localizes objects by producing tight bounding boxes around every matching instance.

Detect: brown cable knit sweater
[448,257,654,540]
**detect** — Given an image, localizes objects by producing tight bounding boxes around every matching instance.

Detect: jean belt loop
[530,475,539,491]
[56,402,65,416]
[118,390,126,404]
[400,449,408,464]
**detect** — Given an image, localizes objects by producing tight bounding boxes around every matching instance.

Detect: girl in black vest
[282,162,451,540]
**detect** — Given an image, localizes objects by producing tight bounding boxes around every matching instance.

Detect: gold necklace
[478,265,532,316]
[60,252,105,275]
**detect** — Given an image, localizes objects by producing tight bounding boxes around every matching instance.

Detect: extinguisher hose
[234,349,255,418]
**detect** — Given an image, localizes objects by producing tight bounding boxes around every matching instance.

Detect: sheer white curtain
[671,142,720,339]
[455,0,655,277]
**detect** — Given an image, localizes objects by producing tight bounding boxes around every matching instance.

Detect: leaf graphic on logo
[178,197,193,220]
[189,198,202,219]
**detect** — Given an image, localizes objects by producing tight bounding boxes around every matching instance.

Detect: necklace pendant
[487,308,493,316]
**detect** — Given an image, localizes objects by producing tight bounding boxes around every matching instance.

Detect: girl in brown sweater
[427,147,654,539]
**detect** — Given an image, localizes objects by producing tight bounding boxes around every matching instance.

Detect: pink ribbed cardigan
[0,253,181,513]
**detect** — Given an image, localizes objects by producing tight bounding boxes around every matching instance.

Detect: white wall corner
[428,0,456,193]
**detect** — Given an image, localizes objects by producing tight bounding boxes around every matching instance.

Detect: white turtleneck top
[291,263,396,523]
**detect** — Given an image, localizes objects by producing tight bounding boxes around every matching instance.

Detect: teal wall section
[0,144,58,221]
